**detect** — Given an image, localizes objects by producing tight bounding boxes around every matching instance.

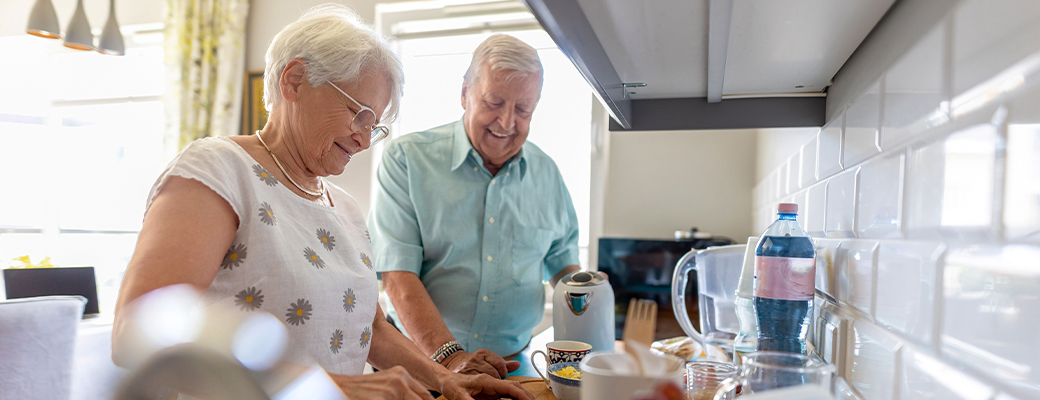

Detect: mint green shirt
[369,119,580,356]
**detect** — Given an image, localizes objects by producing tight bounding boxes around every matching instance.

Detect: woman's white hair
[263,4,403,121]
[464,34,543,86]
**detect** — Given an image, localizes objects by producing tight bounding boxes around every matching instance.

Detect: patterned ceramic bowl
[541,362,582,400]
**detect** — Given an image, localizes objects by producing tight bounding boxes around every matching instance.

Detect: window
[380,2,594,265]
[0,27,165,314]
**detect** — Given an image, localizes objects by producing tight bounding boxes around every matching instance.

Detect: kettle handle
[671,249,705,348]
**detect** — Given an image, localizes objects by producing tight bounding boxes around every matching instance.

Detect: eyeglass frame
[326,80,390,146]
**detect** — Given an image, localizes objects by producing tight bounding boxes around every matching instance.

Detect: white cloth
[146,137,377,375]
[0,295,87,400]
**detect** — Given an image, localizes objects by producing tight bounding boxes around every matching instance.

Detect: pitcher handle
[530,350,550,388]
[671,249,704,347]
[712,377,740,400]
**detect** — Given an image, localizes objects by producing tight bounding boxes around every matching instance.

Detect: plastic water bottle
[754,203,816,354]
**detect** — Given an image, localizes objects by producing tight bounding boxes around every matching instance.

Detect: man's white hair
[464,34,543,87]
[263,4,403,121]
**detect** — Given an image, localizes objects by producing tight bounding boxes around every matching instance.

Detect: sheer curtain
[164,0,249,156]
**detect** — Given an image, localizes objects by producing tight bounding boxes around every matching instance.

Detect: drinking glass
[686,360,737,400]
[712,351,834,399]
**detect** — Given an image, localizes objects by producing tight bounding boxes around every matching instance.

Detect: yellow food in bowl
[552,366,582,380]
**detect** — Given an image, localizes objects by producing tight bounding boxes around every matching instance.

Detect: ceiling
[572,0,895,100]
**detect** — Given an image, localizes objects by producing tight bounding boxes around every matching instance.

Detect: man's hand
[437,372,534,400]
[441,349,520,378]
[331,366,435,400]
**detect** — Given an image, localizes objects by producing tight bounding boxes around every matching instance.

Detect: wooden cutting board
[435,376,557,400]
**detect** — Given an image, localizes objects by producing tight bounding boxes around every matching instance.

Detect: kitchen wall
[601,129,756,243]
[752,0,1040,398]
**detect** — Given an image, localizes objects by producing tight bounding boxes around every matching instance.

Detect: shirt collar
[450,119,528,180]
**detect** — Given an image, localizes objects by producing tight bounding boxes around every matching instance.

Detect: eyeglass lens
[350,109,388,144]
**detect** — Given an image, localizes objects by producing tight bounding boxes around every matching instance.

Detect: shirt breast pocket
[511,225,554,284]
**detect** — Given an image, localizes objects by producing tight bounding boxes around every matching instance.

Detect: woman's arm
[358,305,533,400]
[111,176,239,365]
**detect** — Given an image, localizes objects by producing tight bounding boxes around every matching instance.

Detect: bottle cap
[735,236,758,298]
[777,203,798,214]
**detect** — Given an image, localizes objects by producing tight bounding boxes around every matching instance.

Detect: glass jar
[686,360,738,400]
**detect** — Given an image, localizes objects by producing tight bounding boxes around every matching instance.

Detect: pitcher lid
[560,270,607,286]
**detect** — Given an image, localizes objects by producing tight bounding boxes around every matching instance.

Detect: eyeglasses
[327,81,390,146]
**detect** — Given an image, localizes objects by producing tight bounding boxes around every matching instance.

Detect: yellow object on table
[435,376,557,400]
[7,255,55,269]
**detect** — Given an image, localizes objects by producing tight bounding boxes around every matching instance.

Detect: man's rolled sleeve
[369,142,424,276]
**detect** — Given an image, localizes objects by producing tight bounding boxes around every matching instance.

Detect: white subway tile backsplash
[819,114,844,180]
[801,136,819,188]
[1003,89,1040,242]
[848,320,901,400]
[905,122,1001,242]
[844,81,882,168]
[836,240,877,317]
[856,152,905,239]
[753,4,1040,396]
[785,156,796,196]
[900,346,995,400]
[875,241,944,347]
[883,23,947,150]
[943,245,1040,386]
[814,238,843,298]
[835,377,865,400]
[953,0,1040,97]
[807,181,828,237]
[826,168,859,238]
[766,169,778,205]
[776,166,784,200]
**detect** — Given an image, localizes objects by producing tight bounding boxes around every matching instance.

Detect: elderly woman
[112,5,531,400]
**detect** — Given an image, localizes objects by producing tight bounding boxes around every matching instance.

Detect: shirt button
[473,167,478,171]
[473,334,479,338]
[488,217,495,224]
[486,256,493,261]
[482,296,488,302]
[491,179,496,185]
[506,172,510,177]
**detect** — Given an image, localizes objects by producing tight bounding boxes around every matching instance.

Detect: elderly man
[370,34,581,378]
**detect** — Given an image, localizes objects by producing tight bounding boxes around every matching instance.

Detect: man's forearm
[550,265,580,288]
[382,271,460,356]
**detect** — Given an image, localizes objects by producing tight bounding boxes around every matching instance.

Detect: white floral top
[145,137,377,375]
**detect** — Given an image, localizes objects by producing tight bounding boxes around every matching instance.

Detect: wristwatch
[431,340,463,364]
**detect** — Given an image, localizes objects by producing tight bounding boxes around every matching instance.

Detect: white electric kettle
[553,270,615,353]
[670,245,746,351]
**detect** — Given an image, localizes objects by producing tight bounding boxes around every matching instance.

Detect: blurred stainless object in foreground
[112,284,345,400]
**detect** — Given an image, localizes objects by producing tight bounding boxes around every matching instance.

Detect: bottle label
[754,256,815,300]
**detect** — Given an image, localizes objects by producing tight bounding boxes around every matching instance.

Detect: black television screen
[597,237,730,341]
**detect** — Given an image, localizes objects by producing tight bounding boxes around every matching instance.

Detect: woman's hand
[436,372,534,400]
[331,366,435,400]
[441,349,520,378]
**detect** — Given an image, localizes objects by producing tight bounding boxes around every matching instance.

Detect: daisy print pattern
[316,228,336,251]
[253,164,279,186]
[234,287,264,311]
[222,243,247,269]
[330,329,344,354]
[259,202,277,226]
[285,299,313,326]
[359,326,372,349]
[360,252,372,270]
[343,289,357,313]
[304,247,325,269]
